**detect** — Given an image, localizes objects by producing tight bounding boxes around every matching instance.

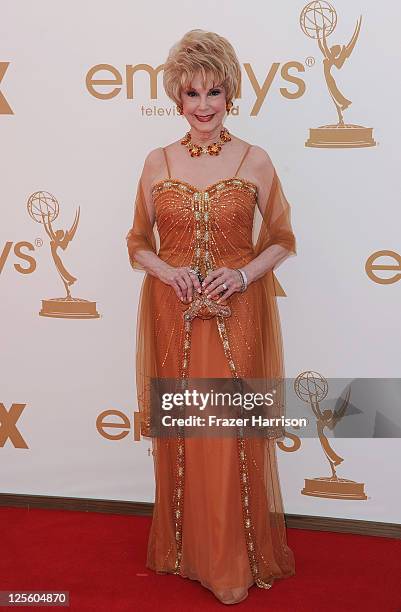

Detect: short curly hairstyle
[163,29,241,107]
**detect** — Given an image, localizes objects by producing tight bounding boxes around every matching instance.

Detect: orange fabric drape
[125,167,297,602]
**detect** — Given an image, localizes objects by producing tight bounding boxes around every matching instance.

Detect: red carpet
[1,506,400,611]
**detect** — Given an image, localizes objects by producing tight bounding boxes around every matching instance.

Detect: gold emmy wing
[126,145,297,604]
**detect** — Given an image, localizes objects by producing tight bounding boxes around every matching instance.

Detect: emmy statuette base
[39,297,100,319]
[305,124,376,148]
[302,476,367,500]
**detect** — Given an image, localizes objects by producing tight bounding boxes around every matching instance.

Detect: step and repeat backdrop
[1,1,400,524]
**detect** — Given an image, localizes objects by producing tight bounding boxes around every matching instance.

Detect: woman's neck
[189,124,224,145]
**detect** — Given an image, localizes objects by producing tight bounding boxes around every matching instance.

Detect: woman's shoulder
[232,138,276,205]
[142,141,181,168]
[143,146,165,167]
[141,146,171,183]
[234,137,274,169]
[227,134,273,172]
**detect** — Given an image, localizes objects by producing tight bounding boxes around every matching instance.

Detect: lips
[195,114,214,122]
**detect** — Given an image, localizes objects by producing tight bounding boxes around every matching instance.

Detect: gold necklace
[180,127,231,157]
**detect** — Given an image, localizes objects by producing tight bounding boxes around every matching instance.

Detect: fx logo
[0,62,13,115]
[0,403,28,448]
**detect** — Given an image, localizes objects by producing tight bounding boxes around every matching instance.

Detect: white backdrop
[1,0,400,524]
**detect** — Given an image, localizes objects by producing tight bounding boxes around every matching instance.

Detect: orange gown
[126,145,297,604]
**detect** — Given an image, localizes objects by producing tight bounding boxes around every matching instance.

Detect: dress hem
[146,561,296,605]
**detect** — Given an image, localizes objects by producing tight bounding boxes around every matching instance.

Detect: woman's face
[180,71,227,133]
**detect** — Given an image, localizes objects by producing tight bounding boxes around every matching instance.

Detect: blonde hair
[163,29,241,106]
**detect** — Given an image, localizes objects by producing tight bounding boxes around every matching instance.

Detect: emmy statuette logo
[27,190,99,319]
[294,371,367,500]
[300,1,376,148]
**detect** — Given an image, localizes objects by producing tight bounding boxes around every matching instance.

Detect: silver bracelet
[235,268,248,292]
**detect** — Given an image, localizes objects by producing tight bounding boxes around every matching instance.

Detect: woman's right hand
[159,265,202,302]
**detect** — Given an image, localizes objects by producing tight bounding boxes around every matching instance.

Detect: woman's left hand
[202,267,244,302]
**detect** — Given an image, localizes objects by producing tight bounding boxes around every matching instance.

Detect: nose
[196,94,210,111]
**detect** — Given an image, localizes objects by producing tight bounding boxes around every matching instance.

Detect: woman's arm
[241,146,295,284]
[126,149,201,300]
[128,148,171,278]
[241,244,292,284]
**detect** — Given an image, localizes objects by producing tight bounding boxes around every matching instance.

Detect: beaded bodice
[151,177,258,279]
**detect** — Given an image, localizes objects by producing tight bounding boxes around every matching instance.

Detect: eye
[185,89,221,97]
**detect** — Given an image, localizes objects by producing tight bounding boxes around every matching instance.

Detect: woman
[126,29,297,605]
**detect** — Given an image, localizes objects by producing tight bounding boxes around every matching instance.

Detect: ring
[188,268,198,275]
[221,282,227,291]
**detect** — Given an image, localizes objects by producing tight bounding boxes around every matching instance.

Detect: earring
[176,104,183,115]
[226,100,233,113]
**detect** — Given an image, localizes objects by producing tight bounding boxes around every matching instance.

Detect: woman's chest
[152,178,257,233]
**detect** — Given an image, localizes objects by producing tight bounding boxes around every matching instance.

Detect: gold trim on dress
[151,177,258,201]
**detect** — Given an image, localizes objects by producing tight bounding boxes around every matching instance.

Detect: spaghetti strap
[234,145,252,177]
[162,147,171,179]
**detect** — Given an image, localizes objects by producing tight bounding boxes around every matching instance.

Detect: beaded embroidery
[151,177,258,200]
